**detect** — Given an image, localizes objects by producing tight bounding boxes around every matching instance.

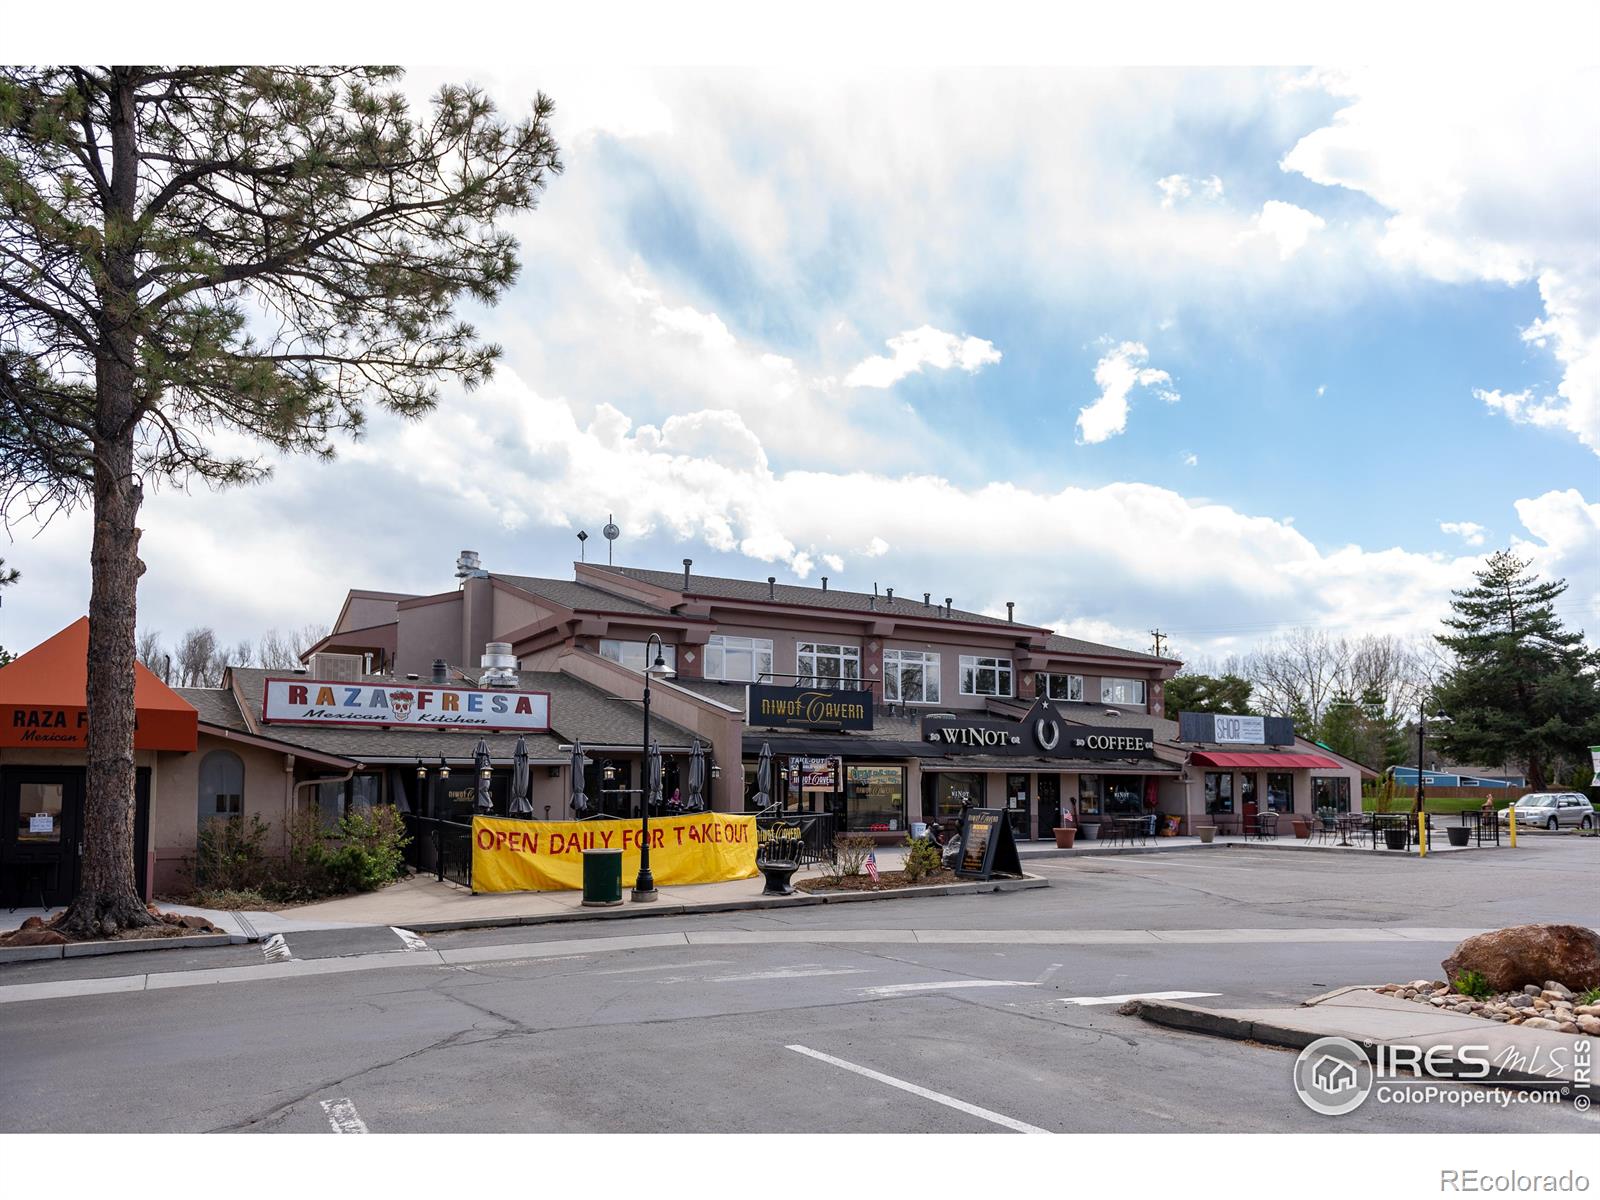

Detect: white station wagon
[1500,792,1596,830]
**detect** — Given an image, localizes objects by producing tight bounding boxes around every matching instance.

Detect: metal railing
[754,809,836,865]
[402,814,475,889]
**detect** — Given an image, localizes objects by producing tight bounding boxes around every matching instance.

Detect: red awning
[1189,751,1343,769]
[0,618,198,751]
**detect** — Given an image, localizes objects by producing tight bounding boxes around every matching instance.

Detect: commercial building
[0,551,1366,906]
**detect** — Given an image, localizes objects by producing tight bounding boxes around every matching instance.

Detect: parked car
[1499,792,1596,829]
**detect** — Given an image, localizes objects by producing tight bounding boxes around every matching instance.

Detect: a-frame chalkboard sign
[954,807,1022,880]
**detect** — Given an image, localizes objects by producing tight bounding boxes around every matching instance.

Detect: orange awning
[0,618,198,751]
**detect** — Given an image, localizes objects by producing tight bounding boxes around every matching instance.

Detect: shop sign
[4,706,89,745]
[747,684,873,731]
[787,756,838,790]
[28,813,54,835]
[922,698,1156,760]
[471,811,757,893]
[954,807,1022,880]
[1179,712,1293,745]
[261,677,550,731]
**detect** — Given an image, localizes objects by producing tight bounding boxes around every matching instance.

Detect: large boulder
[1443,924,1600,993]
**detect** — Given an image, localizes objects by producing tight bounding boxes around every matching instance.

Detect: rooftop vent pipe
[886,587,894,603]
[924,592,931,607]
[683,558,692,588]
[820,577,828,592]
[431,658,449,684]
[945,598,953,617]
[1006,601,1014,622]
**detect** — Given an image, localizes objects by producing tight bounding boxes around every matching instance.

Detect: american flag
[865,850,879,882]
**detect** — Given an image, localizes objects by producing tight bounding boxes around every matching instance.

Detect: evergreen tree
[1432,551,1600,789]
[1164,672,1254,716]
[0,68,561,935]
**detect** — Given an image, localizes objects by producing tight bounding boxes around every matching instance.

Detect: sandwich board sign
[955,807,1022,881]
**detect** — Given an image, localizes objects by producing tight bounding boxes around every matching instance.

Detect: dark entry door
[1,766,84,909]
[1037,775,1062,839]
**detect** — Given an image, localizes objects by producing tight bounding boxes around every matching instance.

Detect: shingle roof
[588,564,1033,629]
[493,574,678,617]
[175,686,249,731]
[226,666,702,763]
[1039,632,1174,665]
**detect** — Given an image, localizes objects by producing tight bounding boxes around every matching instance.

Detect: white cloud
[1247,200,1326,260]
[1076,342,1178,445]
[844,325,1002,389]
[1439,520,1487,546]
[1157,173,1223,207]
[1316,385,1326,397]
[1181,451,1198,467]
[1281,67,1600,455]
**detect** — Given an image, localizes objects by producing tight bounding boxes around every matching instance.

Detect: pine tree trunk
[51,68,154,938]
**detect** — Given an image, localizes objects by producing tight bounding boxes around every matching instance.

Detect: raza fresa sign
[261,677,551,731]
[471,812,758,892]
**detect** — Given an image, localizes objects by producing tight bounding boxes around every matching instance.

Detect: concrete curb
[1,931,235,965]
[1121,995,1581,1087]
[400,874,1048,936]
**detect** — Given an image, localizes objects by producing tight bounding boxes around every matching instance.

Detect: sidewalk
[1019,831,1508,858]
[1124,986,1590,1086]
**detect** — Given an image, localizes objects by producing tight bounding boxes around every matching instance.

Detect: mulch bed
[797,868,959,893]
[0,906,226,948]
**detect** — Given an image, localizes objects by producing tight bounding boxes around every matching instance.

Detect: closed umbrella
[473,738,495,814]
[570,741,591,817]
[508,736,533,817]
[646,740,663,816]
[686,740,706,811]
[752,742,772,809]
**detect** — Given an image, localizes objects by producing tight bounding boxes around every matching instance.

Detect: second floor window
[796,641,860,688]
[705,634,773,683]
[1037,672,1083,701]
[959,655,1013,697]
[883,648,941,704]
[599,639,677,674]
[1101,676,1147,706]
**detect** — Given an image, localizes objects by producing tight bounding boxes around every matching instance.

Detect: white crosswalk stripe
[1059,990,1221,1006]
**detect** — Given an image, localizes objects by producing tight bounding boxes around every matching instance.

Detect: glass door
[1,767,84,909]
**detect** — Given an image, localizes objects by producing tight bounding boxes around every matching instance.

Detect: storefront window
[1311,776,1349,812]
[705,635,774,683]
[1239,773,1258,813]
[883,649,941,703]
[1036,673,1083,701]
[796,642,861,689]
[846,766,904,832]
[928,772,984,826]
[1204,771,1234,814]
[1103,776,1144,816]
[959,655,1013,697]
[1268,772,1295,813]
[1101,677,1147,706]
[599,639,677,673]
[1078,774,1102,817]
[15,782,64,844]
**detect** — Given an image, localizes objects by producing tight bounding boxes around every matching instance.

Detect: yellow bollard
[1418,810,1427,857]
[1508,806,1517,848]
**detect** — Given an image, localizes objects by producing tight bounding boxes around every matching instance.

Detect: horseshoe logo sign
[1035,717,1061,752]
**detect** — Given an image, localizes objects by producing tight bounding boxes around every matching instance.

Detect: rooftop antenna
[577,530,589,562]
[602,514,620,565]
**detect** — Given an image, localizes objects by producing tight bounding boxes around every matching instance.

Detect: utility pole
[1150,629,1167,657]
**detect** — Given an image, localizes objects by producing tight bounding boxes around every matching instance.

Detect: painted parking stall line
[319,1097,368,1134]
[787,1045,1048,1134]
[1059,990,1221,1006]
[859,980,1038,997]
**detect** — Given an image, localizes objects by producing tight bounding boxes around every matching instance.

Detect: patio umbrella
[508,736,533,818]
[752,742,772,809]
[570,741,591,817]
[686,741,706,810]
[473,738,495,814]
[646,740,663,814]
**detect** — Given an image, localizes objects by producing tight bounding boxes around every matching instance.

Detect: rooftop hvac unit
[479,641,519,687]
[309,652,364,682]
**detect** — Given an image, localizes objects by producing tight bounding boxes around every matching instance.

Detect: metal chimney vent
[1006,601,1014,622]
[455,550,487,580]
[431,658,450,685]
[944,598,953,617]
[767,576,776,599]
[683,558,692,588]
[923,592,931,607]
[479,642,519,687]
[886,588,894,603]
[820,577,828,592]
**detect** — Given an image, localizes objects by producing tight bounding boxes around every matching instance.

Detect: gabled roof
[492,574,680,617]
[586,564,1036,630]
[1039,632,1176,666]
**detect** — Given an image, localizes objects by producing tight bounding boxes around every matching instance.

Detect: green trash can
[581,848,624,907]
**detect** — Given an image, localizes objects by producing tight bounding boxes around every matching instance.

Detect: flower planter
[1053,827,1077,849]
[1292,818,1310,839]
[1384,828,1409,851]
[1197,826,1216,844]
[1445,826,1471,847]
[1079,822,1101,841]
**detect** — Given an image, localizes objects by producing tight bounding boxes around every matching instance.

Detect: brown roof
[1040,632,1175,666]
[492,574,680,617]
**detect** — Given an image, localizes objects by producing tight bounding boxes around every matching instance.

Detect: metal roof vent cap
[431,658,450,684]
[767,576,776,600]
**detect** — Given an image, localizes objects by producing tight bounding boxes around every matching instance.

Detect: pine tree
[1432,551,1600,789]
[0,68,561,935]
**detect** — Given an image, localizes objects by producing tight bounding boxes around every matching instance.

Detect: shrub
[324,806,410,893]
[1579,986,1600,1007]
[190,814,273,892]
[901,836,943,884]
[1452,970,1493,1000]
[833,833,875,877]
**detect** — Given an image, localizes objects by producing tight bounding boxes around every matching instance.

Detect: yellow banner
[470,812,759,893]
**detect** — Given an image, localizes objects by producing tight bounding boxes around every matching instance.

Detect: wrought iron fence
[403,814,475,889]
[754,809,836,865]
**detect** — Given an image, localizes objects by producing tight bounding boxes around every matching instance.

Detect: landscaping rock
[1442,924,1600,993]
[1520,1017,1563,1031]
[5,928,67,947]
[1523,984,1542,996]
[19,915,44,931]
[178,914,215,932]
[1578,1016,1600,1036]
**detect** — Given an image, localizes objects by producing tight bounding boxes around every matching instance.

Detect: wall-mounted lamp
[439,756,451,781]
[710,764,722,781]
[415,760,427,781]
[602,762,618,785]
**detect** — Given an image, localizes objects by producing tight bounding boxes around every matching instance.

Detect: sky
[3,53,1598,666]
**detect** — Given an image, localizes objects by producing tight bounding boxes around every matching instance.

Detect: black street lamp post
[632,633,674,902]
[1414,710,1449,823]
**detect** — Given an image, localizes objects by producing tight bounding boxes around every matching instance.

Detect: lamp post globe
[632,633,674,902]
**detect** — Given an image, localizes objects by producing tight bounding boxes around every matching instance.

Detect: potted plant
[1079,816,1101,841]
[1292,815,1311,838]
[1197,824,1216,844]
[1445,825,1471,847]
[1383,824,1409,851]
[1053,808,1077,848]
